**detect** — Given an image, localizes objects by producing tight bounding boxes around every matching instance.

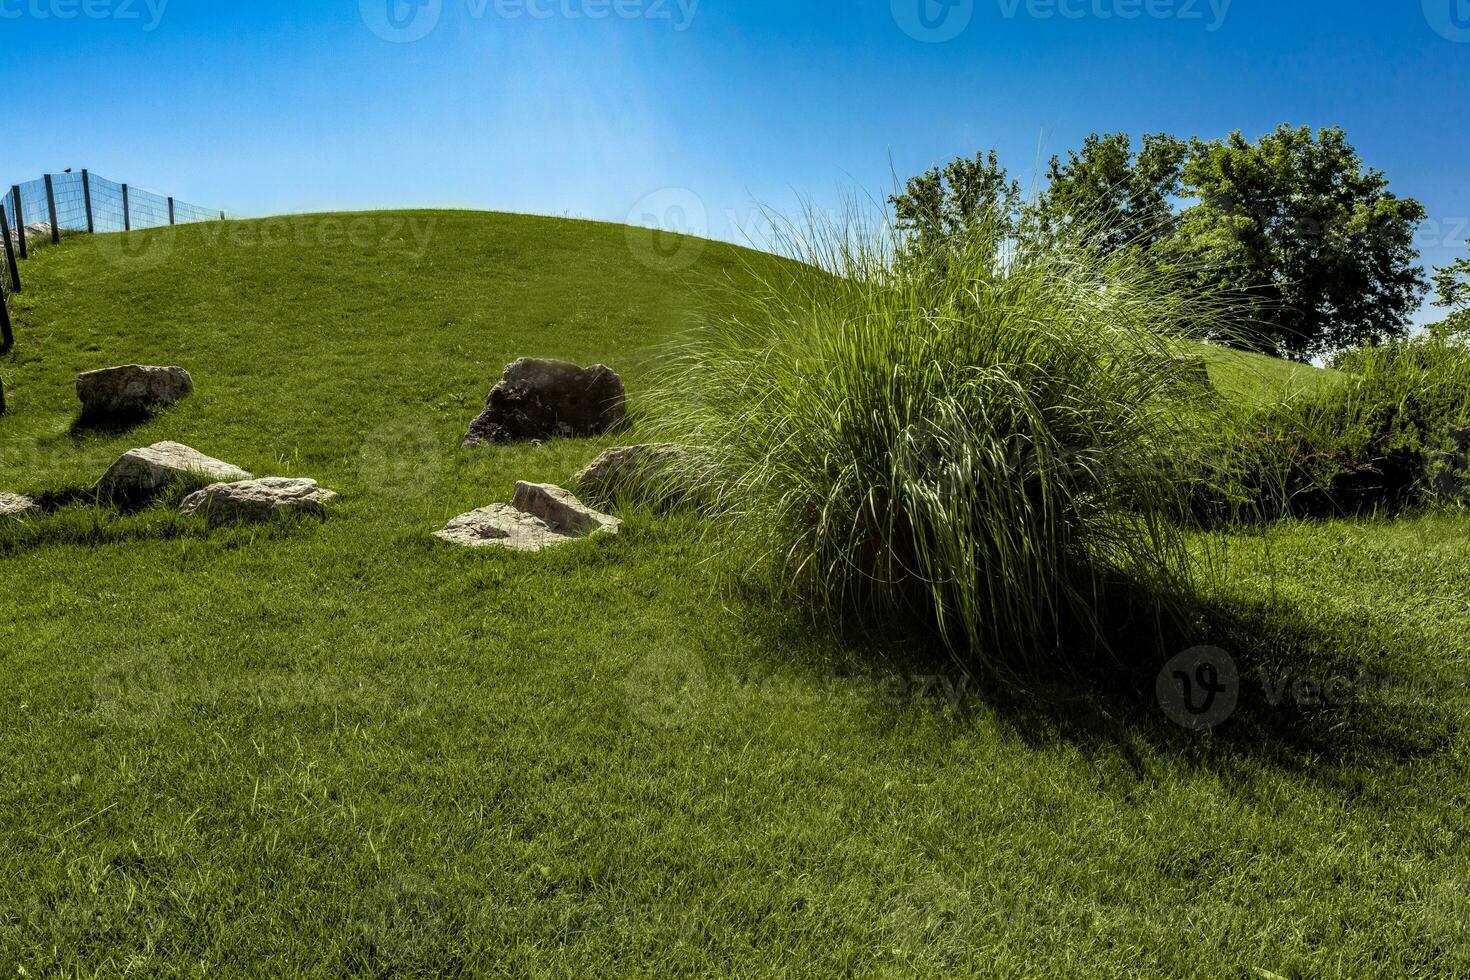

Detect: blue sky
[3,0,1468,320]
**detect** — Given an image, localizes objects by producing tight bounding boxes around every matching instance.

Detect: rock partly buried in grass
[77,365,194,418]
[180,477,339,527]
[436,482,621,552]
[575,444,683,504]
[0,492,39,520]
[98,441,251,501]
[463,358,626,446]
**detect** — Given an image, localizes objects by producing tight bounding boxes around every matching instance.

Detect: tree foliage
[894,125,1428,359]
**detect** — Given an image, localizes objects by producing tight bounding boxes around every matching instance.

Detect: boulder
[0,492,38,520]
[77,365,194,418]
[98,442,251,500]
[180,477,339,527]
[463,358,625,446]
[575,444,683,503]
[512,481,621,535]
[436,483,620,552]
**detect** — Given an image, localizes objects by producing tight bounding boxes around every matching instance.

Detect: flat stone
[77,365,193,418]
[180,477,339,527]
[575,444,683,503]
[513,481,621,535]
[463,358,626,446]
[98,441,251,500]
[0,492,39,520]
[436,484,620,552]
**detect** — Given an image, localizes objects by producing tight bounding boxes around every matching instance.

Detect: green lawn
[2,212,1467,978]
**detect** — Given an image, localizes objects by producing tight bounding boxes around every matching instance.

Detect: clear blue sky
[4,0,1468,319]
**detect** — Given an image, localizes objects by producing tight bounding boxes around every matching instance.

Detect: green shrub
[646,214,1224,676]
[1198,332,1470,519]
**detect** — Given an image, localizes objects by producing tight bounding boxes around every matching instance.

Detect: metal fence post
[82,169,94,233]
[0,207,19,293]
[122,184,131,232]
[43,174,60,244]
[0,285,11,350]
[168,197,175,225]
[12,186,25,259]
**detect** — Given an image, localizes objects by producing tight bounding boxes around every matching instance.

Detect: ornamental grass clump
[648,214,1225,676]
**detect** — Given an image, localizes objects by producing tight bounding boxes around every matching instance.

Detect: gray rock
[98,441,251,500]
[575,444,683,503]
[512,481,621,535]
[77,365,194,418]
[0,492,39,520]
[436,483,620,552]
[180,477,339,527]
[463,358,626,446]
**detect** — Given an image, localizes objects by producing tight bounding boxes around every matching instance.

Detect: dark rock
[463,358,625,446]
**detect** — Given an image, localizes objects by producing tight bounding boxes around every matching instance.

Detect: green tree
[888,150,1021,260]
[1430,248,1470,338]
[1033,132,1188,256]
[1175,125,1427,359]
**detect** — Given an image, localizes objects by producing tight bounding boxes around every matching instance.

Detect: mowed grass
[1,212,1468,977]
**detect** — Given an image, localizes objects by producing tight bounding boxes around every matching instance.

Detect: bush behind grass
[646,213,1229,677]
[1197,330,1470,521]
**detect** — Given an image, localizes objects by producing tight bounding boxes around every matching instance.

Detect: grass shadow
[68,408,157,439]
[720,569,1454,783]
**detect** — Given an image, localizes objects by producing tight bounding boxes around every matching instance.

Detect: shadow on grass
[68,408,156,439]
[723,573,1454,781]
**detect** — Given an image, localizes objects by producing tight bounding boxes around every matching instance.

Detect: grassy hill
[1,212,1464,977]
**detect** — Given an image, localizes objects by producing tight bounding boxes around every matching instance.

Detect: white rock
[180,477,339,527]
[436,484,620,552]
[97,442,251,500]
[0,492,39,520]
[513,481,622,535]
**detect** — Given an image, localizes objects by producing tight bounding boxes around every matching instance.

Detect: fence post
[168,197,175,225]
[12,186,25,259]
[0,207,19,293]
[82,169,94,233]
[122,184,131,232]
[0,291,12,351]
[43,175,59,245]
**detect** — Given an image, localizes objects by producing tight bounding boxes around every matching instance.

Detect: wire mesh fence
[0,168,225,304]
